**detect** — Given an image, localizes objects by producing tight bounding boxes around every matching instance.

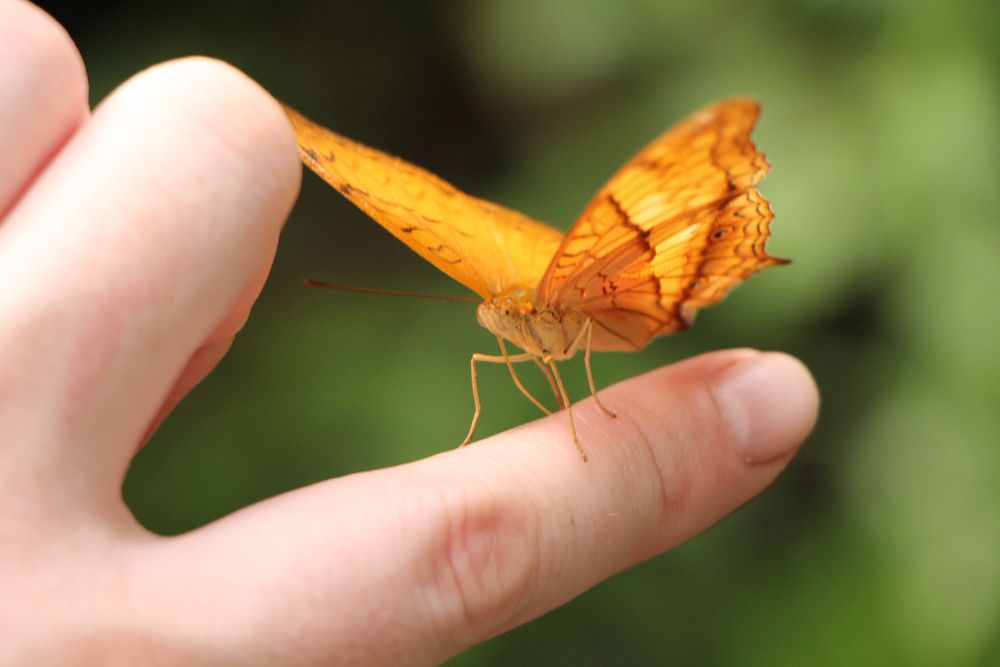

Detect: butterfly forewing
[534,99,786,351]
[284,105,564,299]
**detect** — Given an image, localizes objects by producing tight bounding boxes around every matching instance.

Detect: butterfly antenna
[302,279,480,304]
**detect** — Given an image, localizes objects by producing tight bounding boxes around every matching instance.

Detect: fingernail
[711,352,819,464]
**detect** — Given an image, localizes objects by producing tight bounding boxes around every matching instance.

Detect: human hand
[0,3,818,664]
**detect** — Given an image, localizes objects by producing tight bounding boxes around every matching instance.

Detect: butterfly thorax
[476,288,588,361]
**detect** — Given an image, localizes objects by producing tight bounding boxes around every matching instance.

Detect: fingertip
[710,351,819,464]
[0,0,88,96]
[104,56,301,215]
[0,1,88,109]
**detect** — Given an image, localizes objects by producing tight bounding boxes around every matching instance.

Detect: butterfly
[283,99,787,461]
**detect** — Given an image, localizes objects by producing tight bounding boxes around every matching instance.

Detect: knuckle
[653,423,697,521]
[617,388,713,526]
[420,478,542,645]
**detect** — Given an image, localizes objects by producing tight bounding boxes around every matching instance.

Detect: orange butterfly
[284,99,786,461]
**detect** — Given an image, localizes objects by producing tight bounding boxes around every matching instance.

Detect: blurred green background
[39,0,998,664]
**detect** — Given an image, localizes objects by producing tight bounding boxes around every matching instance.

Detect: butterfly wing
[534,99,787,351]
[284,106,565,299]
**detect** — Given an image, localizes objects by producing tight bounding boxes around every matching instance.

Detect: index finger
[135,349,818,665]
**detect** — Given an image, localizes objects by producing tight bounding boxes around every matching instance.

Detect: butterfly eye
[498,299,524,326]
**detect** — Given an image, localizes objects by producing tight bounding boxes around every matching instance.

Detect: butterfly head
[476,289,587,361]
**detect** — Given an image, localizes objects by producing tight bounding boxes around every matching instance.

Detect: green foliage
[43,0,1000,663]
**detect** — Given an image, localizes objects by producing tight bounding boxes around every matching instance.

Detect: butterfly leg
[546,360,588,462]
[496,337,554,416]
[460,350,544,447]
[532,357,565,409]
[585,320,616,419]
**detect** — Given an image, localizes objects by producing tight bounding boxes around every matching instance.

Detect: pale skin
[0,3,820,664]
